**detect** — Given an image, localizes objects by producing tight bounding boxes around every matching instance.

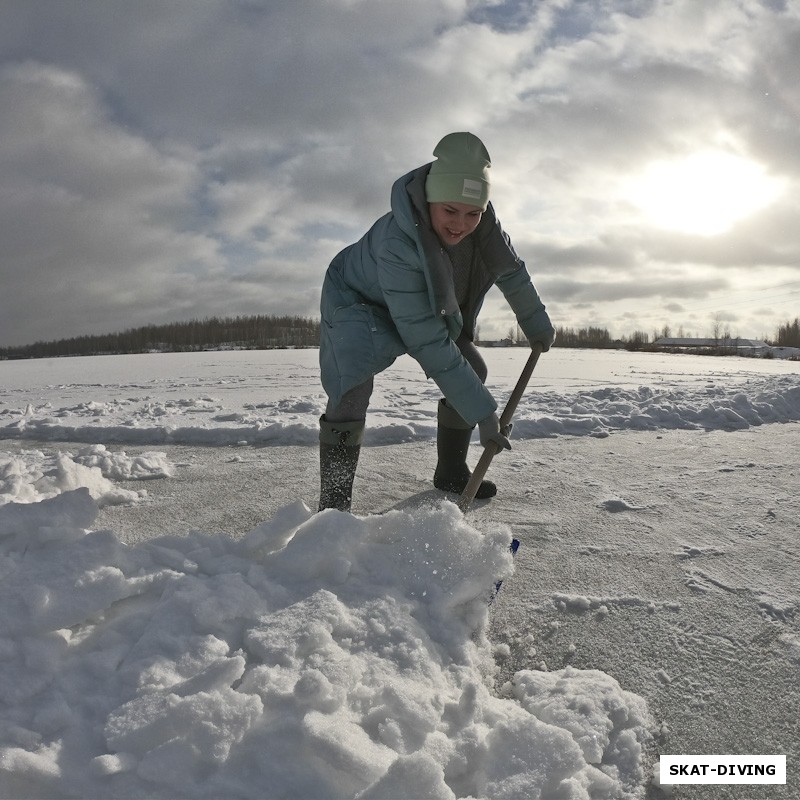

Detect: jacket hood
[390,164,433,237]
[389,165,461,320]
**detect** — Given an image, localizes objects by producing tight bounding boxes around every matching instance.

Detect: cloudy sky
[2,0,799,348]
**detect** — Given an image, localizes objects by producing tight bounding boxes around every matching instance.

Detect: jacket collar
[391,165,461,319]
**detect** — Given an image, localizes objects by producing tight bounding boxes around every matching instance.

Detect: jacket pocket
[327,302,405,378]
[328,303,377,371]
[366,304,406,366]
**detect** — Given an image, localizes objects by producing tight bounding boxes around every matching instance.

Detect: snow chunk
[513,667,652,792]
[0,450,146,508]
[72,444,175,480]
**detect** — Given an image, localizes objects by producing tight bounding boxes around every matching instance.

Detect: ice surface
[1,347,797,797]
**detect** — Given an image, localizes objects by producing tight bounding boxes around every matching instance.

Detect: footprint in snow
[600,499,647,513]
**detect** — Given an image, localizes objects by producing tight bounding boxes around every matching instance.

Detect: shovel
[458,343,544,512]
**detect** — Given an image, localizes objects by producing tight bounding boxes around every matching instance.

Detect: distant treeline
[775,317,800,347]
[0,315,321,360]
[3,315,797,361]
[552,325,615,348]
[550,325,655,350]
[503,319,800,350]
[495,324,637,349]
[6,319,630,360]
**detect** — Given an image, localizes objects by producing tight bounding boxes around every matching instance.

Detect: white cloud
[1,0,799,346]
[0,61,222,342]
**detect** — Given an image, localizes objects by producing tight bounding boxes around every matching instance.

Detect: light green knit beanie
[425,132,491,210]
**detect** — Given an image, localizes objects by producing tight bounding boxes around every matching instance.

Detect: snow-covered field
[1,348,798,799]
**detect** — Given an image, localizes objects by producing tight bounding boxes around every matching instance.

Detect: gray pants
[325,335,487,423]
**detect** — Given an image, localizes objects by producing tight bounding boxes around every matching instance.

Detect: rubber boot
[433,399,497,499]
[318,416,365,512]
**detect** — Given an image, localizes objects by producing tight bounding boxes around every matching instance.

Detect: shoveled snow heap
[1,445,173,507]
[0,488,653,799]
[2,350,798,448]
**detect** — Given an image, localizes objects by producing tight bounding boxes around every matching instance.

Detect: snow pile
[3,375,798,447]
[512,377,800,439]
[71,444,174,480]
[0,490,653,799]
[0,446,169,507]
[2,351,798,447]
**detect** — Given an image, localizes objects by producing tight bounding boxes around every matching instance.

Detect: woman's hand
[478,412,512,450]
[526,308,556,352]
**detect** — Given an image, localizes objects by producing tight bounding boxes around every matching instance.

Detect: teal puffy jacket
[320,163,553,426]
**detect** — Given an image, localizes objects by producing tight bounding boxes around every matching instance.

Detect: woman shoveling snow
[318,132,555,512]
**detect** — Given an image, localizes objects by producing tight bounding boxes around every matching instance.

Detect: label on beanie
[462,179,483,200]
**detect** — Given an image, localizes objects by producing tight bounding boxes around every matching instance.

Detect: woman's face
[429,201,483,247]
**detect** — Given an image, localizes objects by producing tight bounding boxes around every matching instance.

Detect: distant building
[767,346,800,359]
[654,337,770,356]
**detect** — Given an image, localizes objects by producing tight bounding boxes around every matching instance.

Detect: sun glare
[628,151,784,236]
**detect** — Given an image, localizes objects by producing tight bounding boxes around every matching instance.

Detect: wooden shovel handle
[458,343,544,511]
